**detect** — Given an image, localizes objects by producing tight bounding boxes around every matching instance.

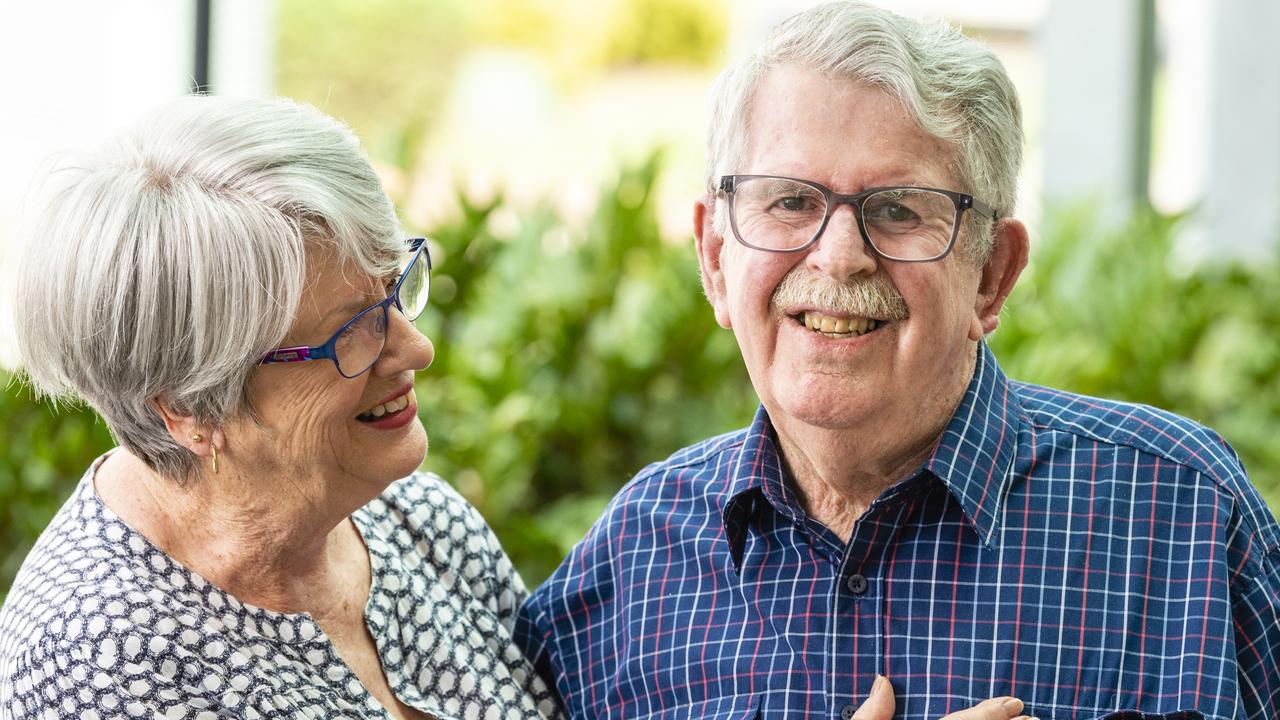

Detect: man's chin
[768,387,884,433]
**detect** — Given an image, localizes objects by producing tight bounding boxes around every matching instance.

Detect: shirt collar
[921,341,1022,546]
[720,342,1022,568]
[721,405,785,573]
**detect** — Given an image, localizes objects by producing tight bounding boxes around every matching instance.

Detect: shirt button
[840,703,858,720]
[846,573,868,595]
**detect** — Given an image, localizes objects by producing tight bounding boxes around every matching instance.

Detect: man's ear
[694,196,732,329]
[970,218,1029,341]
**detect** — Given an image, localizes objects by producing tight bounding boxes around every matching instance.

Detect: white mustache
[771,269,909,320]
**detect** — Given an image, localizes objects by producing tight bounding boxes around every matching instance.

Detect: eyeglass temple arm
[259,347,314,365]
[965,195,1001,222]
[259,344,336,365]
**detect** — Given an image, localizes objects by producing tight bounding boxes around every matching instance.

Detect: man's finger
[939,695,1029,720]
[851,675,895,720]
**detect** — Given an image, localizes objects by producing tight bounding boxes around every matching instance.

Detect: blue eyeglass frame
[257,237,432,378]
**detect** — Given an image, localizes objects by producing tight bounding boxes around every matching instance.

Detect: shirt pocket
[632,694,761,720]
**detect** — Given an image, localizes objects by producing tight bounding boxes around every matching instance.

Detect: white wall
[0,0,274,369]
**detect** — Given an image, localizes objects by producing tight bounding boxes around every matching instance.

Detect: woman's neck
[93,449,369,617]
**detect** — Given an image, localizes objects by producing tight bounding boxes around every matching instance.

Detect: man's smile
[793,310,886,338]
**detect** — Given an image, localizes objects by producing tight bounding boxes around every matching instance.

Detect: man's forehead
[740,65,957,188]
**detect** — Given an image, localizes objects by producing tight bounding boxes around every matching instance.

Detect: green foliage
[0,382,114,603]
[467,0,726,68]
[414,152,757,583]
[604,0,729,67]
[991,208,1280,508]
[275,0,467,164]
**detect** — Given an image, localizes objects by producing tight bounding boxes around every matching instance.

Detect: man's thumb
[852,675,895,720]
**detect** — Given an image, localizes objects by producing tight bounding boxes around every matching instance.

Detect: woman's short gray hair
[13,95,403,482]
[705,0,1023,259]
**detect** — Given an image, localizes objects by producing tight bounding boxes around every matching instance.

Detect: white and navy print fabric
[0,459,564,719]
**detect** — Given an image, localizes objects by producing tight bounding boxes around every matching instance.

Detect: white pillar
[1202,0,1280,262]
[1041,0,1152,225]
[210,0,276,97]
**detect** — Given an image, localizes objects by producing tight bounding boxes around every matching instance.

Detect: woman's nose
[374,308,434,375]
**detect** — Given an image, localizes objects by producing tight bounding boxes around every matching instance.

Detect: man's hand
[852,675,1037,720]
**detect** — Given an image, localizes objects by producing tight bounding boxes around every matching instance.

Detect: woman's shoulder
[1,472,113,652]
[371,471,494,544]
[0,568,208,715]
[360,471,526,606]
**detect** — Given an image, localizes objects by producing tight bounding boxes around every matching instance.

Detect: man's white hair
[13,95,403,482]
[705,0,1023,259]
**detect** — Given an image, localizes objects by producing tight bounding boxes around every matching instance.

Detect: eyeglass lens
[398,247,429,321]
[333,244,430,377]
[335,305,388,377]
[731,178,958,260]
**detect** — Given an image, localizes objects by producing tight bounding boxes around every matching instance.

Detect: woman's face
[227,249,434,509]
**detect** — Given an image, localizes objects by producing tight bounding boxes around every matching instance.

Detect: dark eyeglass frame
[718,174,1001,263]
[257,237,432,378]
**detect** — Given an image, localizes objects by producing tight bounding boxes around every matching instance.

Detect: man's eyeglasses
[717,175,1000,262]
[258,237,431,378]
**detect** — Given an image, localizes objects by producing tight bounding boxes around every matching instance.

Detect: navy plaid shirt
[516,343,1280,720]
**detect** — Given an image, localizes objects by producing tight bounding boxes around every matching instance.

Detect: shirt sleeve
[421,472,531,627]
[1231,544,1280,720]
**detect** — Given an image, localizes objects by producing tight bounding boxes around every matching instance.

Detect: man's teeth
[359,390,412,419]
[802,311,881,336]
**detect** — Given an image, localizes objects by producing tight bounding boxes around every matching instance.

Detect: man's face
[696,65,1024,449]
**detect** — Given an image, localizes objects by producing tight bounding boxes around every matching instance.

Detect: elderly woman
[0,96,562,719]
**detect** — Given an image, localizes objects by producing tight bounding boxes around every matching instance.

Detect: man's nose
[805,203,879,280]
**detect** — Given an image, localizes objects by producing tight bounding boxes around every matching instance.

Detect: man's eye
[774,195,817,212]
[867,202,920,223]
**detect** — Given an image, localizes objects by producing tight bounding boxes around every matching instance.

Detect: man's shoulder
[1010,380,1243,481]
[536,428,749,575]
[1008,380,1280,559]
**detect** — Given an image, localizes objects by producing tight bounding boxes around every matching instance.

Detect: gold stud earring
[192,433,204,443]
[211,445,219,475]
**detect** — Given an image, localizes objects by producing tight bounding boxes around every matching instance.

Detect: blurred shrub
[604,0,728,67]
[470,0,726,71]
[276,0,467,163]
[991,208,1280,509]
[0,383,113,601]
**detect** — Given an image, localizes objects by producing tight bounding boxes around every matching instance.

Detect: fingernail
[1002,697,1024,715]
[871,675,887,694]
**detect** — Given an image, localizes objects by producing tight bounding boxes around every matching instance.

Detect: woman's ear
[148,395,209,455]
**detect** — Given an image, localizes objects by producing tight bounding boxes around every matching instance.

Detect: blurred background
[1,0,1277,595]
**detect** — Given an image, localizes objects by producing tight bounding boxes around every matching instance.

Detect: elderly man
[516,3,1280,719]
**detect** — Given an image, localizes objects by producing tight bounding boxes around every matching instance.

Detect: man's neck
[769,349,977,542]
